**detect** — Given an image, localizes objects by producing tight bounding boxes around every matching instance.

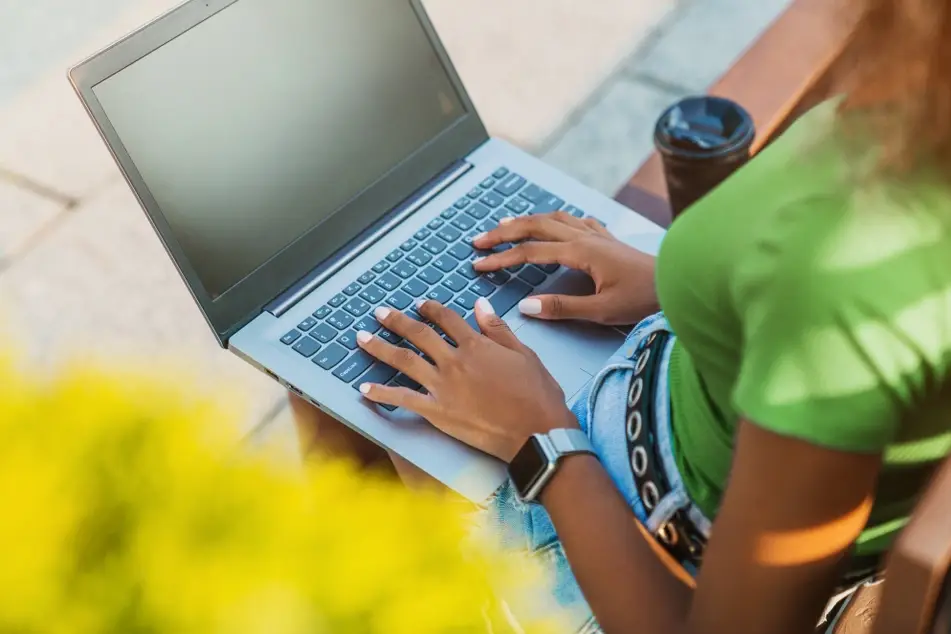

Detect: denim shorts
[474,313,712,633]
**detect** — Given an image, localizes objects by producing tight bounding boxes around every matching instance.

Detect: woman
[293,0,951,631]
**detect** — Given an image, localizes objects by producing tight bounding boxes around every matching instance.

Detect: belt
[625,330,707,569]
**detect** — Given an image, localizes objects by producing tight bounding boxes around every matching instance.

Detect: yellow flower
[0,359,566,633]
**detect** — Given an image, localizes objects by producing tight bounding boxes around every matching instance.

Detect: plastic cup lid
[654,96,755,158]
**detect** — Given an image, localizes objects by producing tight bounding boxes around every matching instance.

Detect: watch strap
[547,428,595,459]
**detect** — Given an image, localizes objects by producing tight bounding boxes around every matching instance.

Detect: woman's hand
[472,211,659,326]
[354,299,577,462]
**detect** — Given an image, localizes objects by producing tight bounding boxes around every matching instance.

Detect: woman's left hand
[354,298,578,462]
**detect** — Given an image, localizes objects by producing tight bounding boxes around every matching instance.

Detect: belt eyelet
[657,522,679,546]
[627,377,643,408]
[635,348,651,374]
[641,481,660,511]
[631,446,648,477]
[626,409,643,442]
[688,536,705,559]
[647,333,657,345]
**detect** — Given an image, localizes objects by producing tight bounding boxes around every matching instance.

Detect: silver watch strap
[546,428,595,459]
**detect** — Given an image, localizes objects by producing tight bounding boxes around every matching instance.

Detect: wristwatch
[508,428,596,503]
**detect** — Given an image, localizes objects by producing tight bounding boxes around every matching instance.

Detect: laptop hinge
[265,159,473,317]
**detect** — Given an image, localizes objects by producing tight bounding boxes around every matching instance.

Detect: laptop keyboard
[278,166,599,410]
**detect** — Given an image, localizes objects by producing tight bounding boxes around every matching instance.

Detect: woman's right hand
[472,212,659,326]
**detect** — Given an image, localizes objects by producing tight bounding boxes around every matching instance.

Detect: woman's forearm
[540,455,693,634]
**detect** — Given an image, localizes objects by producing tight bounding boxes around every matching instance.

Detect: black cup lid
[654,96,755,159]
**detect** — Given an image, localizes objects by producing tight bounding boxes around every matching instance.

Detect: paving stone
[0,180,285,434]
[541,78,686,196]
[630,0,794,93]
[0,178,65,263]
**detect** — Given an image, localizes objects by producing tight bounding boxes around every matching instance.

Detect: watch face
[509,435,549,498]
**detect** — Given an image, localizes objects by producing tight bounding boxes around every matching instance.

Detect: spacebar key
[333,350,374,382]
[353,363,397,391]
[489,279,532,316]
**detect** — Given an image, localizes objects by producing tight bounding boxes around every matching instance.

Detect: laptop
[69,0,663,502]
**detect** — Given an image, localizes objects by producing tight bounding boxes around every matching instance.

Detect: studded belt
[625,331,707,569]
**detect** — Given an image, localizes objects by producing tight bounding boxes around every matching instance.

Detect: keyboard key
[344,298,371,317]
[372,260,390,274]
[465,312,479,332]
[386,250,404,262]
[448,304,467,319]
[343,282,362,296]
[375,273,402,293]
[427,217,445,230]
[400,239,417,252]
[313,306,333,320]
[355,363,398,391]
[492,167,510,179]
[386,291,413,310]
[354,316,381,334]
[478,219,498,233]
[451,215,476,231]
[489,279,533,316]
[329,293,347,308]
[406,249,432,267]
[403,278,429,297]
[337,330,359,350]
[332,350,374,382]
[565,204,585,218]
[454,197,472,210]
[506,198,531,214]
[360,286,386,303]
[519,184,548,203]
[395,373,421,391]
[296,317,317,332]
[414,229,431,241]
[528,194,565,216]
[328,310,355,330]
[404,310,423,322]
[481,191,505,208]
[505,263,525,274]
[281,330,302,345]
[432,255,456,273]
[539,263,560,274]
[470,279,496,297]
[467,188,482,199]
[422,237,448,255]
[436,226,462,243]
[466,203,491,220]
[379,329,402,345]
[492,209,516,222]
[392,261,419,279]
[426,286,453,304]
[519,266,547,286]
[293,337,321,358]
[441,208,458,220]
[458,262,478,280]
[454,291,478,311]
[311,323,337,344]
[418,266,444,285]
[485,270,511,285]
[442,273,468,292]
[480,177,497,189]
[313,343,349,370]
[448,243,473,260]
[495,173,526,196]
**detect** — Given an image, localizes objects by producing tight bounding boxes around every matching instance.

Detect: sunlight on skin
[754,496,874,567]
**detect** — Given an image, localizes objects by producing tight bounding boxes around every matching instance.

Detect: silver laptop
[69,0,663,502]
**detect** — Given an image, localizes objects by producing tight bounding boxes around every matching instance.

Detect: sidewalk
[0,0,791,451]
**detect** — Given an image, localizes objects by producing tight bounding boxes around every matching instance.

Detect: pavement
[0,0,791,455]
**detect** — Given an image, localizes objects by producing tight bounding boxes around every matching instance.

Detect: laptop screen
[92,0,465,299]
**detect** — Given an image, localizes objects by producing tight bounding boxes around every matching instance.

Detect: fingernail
[476,297,495,315]
[473,232,488,242]
[359,383,371,395]
[374,306,392,321]
[519,298,542,315]
[415,298,428,311]
[356,330,372,344]
[473,256,486,264]
[500,217,515,224]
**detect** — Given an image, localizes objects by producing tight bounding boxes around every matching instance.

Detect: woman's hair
[839,0,951,176]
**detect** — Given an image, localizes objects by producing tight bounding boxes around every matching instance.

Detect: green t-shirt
[656,101,951,554]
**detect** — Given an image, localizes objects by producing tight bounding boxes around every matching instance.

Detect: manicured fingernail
[476,297,495,315]
[359,383,371,395]
[415,299,428,311]
[356,330,372,344]
[473,256,486,264]
[473,232,488,242]
[500,217,515,224]
[374,306,392,321]
[519,298,542,315]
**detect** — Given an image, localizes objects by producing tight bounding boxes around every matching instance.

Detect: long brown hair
[839,0,951,176]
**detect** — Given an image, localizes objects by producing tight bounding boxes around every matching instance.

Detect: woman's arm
[542,421,882,634]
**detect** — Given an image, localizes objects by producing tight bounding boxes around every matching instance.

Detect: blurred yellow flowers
[0,360,563,633]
